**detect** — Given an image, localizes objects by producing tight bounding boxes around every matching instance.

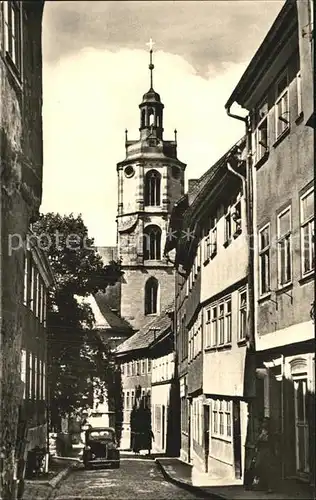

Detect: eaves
[226,0,297,109]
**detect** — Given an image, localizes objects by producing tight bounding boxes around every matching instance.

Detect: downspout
[226,103,256,480]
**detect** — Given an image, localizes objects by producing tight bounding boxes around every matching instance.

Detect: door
[294,378,309,475]
[203,405,210,473]
[233,400,242,479]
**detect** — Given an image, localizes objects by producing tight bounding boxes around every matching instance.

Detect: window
[147,358,151,373]
[126,391,130,410]
[35,273,40,318]
[300,188,314,276]
[38,360,42,400]
[277,207,292,286]
[23,254,29,306]
[136,360,140,375]
[144,277,158,315]
[30,265,35,312]
[205,309,211,348]
[144,170,161,206]
[225,401,232,437]
[143,225,161,260]
[297,72,302,116]
[238,289,247,341]
[43,289,47,327]
[42,361,46,400]
[232,199,242,237]
[212,399,232,440]
[3,1,22,76]
[224,299,232,344]
[121,363,125,376]
[210,226,217,258]
[126,362,130,376]
[29,352,33,399]
[131,390,135,408]
[275,72,289,138]
[218,304,225,345]
[212,400,218,434]
[34,356,38,400]
[224,206,232,244]
[21,349,26,399]
[141,359,146,375]
[254,99,269,162]
[259,224,271,295]
[211,307,218,347]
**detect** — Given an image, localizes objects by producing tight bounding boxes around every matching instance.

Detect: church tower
[116,41,186,330]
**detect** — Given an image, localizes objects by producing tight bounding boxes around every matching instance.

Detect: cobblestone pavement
[51,457,201,499]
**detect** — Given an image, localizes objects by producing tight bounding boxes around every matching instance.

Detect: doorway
[233,400,242,479]
[294,377,309,476]
[203,405,210,473]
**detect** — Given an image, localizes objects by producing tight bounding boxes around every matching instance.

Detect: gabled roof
[115,304,174,356]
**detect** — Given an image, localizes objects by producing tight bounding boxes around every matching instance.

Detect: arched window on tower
[148,108,155,126]
[141,109,146,128]
[144,170,161,206]
[145,277,159,315]
[143,225,161,260]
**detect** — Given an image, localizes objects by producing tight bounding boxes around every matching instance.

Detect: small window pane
[260,226,270,249]
[302,191,314,222]
[279,210,291,237]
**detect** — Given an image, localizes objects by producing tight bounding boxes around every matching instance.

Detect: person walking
[253,417,276,493]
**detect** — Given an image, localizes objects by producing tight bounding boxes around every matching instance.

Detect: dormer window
[275,71,289,139]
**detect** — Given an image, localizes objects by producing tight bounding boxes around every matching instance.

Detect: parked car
[82,427,120,469]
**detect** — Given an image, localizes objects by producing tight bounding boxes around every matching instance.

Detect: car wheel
[84,463,92,470]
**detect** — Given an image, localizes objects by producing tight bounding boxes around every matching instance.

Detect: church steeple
[139,39,164,141]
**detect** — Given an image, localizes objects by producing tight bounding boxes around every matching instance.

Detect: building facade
[19,232,54,478]
[149,318,179,456]
[116,48,185,331]
[226,0,314,487]
[165,139,255,483]
[115,307,173,451]
[0,1,45,497]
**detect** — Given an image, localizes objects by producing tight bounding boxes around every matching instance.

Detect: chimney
[188,179,199,193]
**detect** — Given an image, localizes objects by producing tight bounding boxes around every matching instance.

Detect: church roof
[115,304,174,356]
[76,294,133,332]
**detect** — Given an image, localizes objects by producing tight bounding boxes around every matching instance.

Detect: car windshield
[88,430,114,440]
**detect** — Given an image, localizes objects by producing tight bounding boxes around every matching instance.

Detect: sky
[41,0,285,247]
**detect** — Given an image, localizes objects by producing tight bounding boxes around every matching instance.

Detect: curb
[48,466,71,489]
[155,459,226,500]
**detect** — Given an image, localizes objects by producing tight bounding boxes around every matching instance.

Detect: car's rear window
[89,430,114,440]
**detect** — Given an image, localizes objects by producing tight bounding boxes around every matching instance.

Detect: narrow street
[51,456,201,500]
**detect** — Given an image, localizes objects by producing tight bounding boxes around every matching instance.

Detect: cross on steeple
[146,38,155,89]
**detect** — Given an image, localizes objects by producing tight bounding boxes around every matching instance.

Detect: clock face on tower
[124,165,135,178]
[117,213,138,233]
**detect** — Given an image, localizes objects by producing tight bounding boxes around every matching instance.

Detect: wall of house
[203,285,248,397]
[206,398,248,481]
[0,2,44,494]
[200,196,247,304]
[120,357,152,449]
[151,384,170,452]
[252,42,314,343]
